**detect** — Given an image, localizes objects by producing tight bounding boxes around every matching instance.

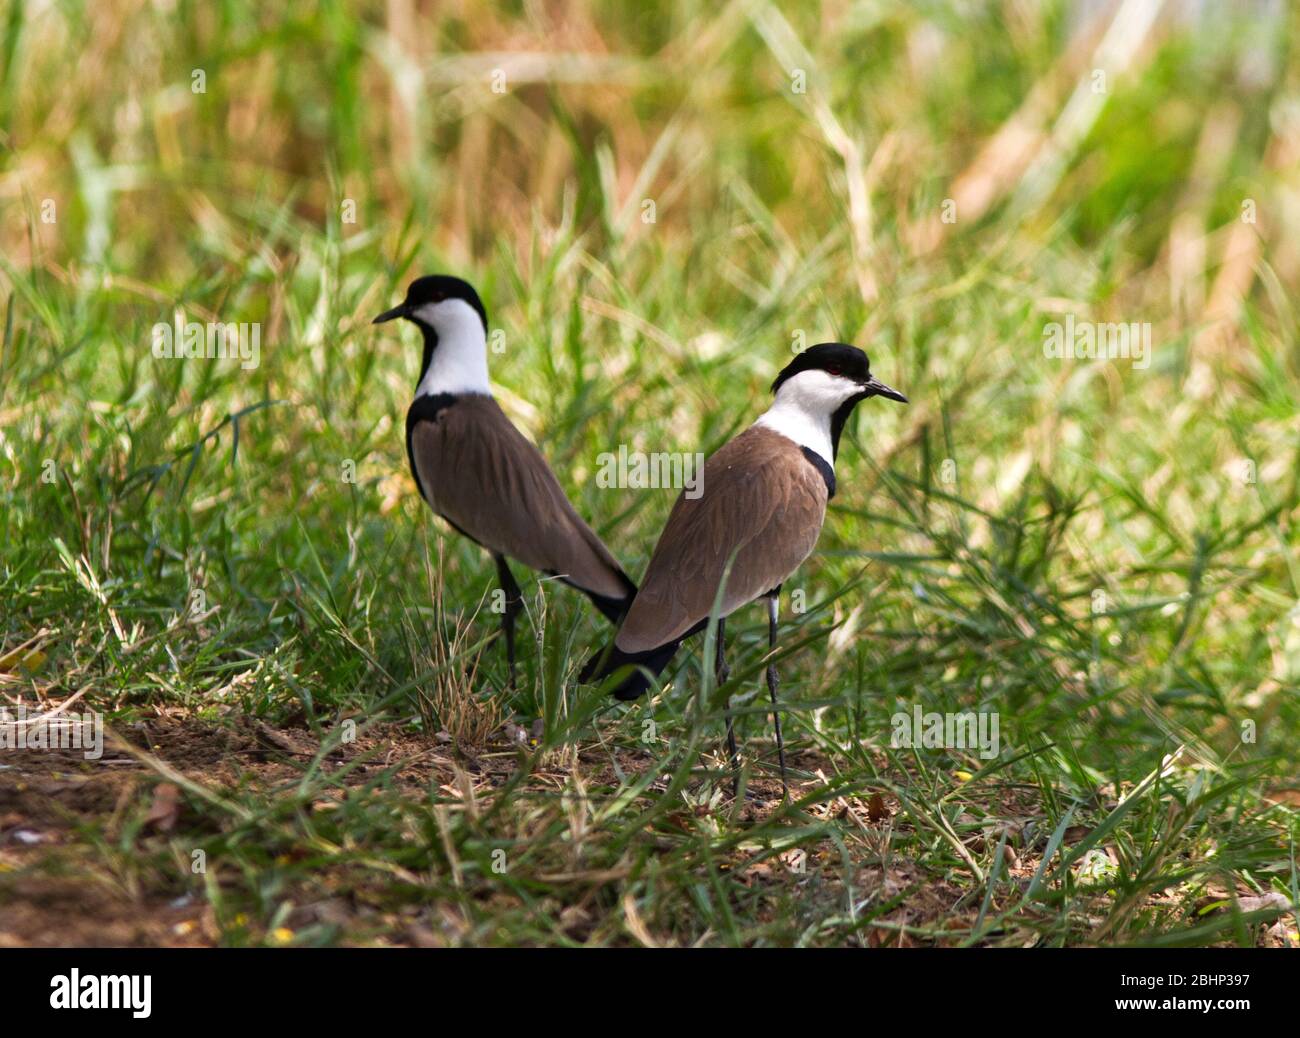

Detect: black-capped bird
[581,343,906,796]
[375,275,636,686]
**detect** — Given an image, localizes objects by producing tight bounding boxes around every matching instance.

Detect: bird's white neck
[754,397,835,465]
[413,299,491,398]
[754,367,866,464]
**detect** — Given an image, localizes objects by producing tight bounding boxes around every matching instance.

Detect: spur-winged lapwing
[581,343,906,796]
[375,275,636,686]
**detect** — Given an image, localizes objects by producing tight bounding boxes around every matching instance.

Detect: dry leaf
[1238,892,1292,913]
[144,782,181,832]
[867,793,890,822]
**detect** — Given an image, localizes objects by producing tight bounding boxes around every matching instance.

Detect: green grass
[1,0,1298,946]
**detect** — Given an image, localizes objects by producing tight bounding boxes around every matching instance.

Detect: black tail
[579,638,681,701]
[581,586,636,625]
[556,569,637,625]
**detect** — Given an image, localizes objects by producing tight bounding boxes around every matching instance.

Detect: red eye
[828,366,842,376]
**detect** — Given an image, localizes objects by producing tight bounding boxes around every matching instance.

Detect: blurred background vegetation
[1,0,1298,946]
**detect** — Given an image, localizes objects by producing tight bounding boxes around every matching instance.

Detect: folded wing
[615,425,828,654]
[408,395,635,616]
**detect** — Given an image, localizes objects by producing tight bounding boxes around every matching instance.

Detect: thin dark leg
[494,554,524,689]
[716,617,739,798]
[766,592,788,800]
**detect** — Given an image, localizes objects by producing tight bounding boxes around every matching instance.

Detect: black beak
[863,374,907,403]
[372,304,407,324]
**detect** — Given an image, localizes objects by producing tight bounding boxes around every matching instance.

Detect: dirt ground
[0,715,848,946]
[0,717,454,946]
[4,716,1293,947]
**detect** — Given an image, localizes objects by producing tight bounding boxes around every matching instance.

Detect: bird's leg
[766,591,788,800]
[494,554,524,690]
[716,617,739,798]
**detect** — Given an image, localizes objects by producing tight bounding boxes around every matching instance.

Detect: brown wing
[615,426,828,653]
[408,395,632,601]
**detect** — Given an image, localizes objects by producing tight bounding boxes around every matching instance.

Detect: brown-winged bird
[375,275,636,687]
[582,344,906,795]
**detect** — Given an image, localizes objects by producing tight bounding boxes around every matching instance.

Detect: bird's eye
[827,366,842,376]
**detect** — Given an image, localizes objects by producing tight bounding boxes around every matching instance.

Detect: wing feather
[615,426,828,653]
[409,396,632,600]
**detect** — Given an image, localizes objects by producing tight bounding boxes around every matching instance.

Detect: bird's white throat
[754,398,834,464]
[413,298,491,398]
[753,369,861,465]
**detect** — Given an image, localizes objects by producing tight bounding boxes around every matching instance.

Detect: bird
[581,343,906,797]
[374,274,637,687]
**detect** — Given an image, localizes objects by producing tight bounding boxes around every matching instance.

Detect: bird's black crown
[374,274,487,332]
[402,275,487,329]
[771,343,871,394]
